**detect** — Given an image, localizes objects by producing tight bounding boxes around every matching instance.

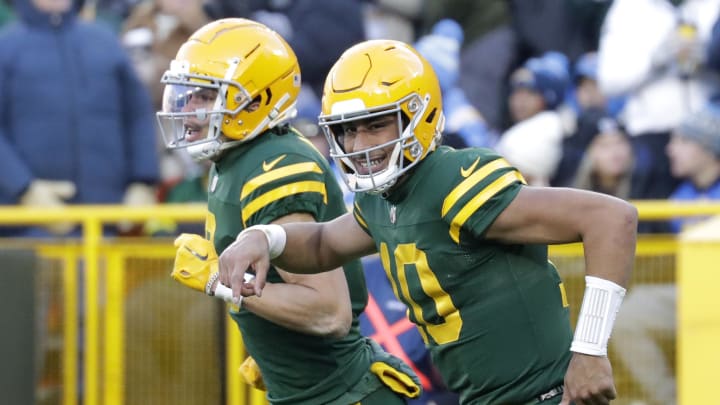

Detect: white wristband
[240,224,287,259]
[571,276,626,356]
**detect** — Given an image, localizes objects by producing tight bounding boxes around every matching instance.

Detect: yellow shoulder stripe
[241,180,327,226]
[241,162,322,199]
[448,171,524,244]
[353,202,368,229]
[441,158,512,217]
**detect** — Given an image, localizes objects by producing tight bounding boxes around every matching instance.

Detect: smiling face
[337,114,400,176]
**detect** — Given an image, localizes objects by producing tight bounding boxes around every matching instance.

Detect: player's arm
[218,212,376,299]
[486,186,636,286]
[238,212,354,338]
[485,186,638,405]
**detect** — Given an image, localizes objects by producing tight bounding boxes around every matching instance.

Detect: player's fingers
[239,282,256,297]
[229,260,251,302]
[250,261,268,297]
[218,240,242,287]
[601,384,617,401]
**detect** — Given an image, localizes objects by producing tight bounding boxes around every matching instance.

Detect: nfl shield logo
[389,205,397,224]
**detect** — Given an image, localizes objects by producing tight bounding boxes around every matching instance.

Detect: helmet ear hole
[425,108,436,124]
[400,113,410,131]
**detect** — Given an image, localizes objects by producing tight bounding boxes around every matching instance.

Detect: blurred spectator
[612,103,720,405]
[415,18,495,149]
[571,51,626,119]
[359,257,460,405]
[0,0,159,237]
[597,0,720,199]
[552,52,627,187]
[456,0,611,131]
[665,102,720,231]
[570,117,635,198]
[202,0,365,97]
[495,52,570,186]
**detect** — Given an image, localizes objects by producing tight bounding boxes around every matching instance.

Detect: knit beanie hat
[574,52,598,82]
[415,19,464,91]
[677,103,720,157]
[511,52,570,110]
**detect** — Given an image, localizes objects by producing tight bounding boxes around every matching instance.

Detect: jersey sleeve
[439,150,526,244]
[240,152,331,227]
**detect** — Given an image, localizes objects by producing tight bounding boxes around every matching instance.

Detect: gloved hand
[119,182,157,233]
[172,233,255,304]
[19,179,77,235]
[172,233,219,295]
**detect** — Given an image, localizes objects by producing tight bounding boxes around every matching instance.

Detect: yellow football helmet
[157,18,301,161]
[318,39,444,194]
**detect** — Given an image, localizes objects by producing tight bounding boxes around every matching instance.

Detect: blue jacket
[0,0,158,204]
[669,178,720,233]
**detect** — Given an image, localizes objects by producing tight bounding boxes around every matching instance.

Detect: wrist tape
[571,276,626,356]
[214,283,240,306]
[208,272,256,307]
[240,224,287,259]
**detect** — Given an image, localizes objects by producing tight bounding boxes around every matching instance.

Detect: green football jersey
[206,128,373,405]
[353,146,573,404]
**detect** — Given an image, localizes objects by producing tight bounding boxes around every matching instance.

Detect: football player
[161,20,421,404]
[219,39,638,405]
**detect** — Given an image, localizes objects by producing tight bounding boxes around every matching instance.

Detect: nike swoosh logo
[184,246,208,261]
[262,155,287,172]
[460,158,480,178]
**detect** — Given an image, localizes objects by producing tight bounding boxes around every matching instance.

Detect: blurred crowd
[3,0,720,404]
[3,0,720,235]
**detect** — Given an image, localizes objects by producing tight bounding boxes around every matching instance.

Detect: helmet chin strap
[188,139,222,161]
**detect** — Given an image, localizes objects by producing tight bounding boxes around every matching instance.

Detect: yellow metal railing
[0,200,719,405]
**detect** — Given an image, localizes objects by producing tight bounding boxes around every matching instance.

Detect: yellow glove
[171,233,218,295]
[239,356,266,391]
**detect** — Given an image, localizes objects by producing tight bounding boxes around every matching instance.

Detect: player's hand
[560,353,616,405]
[218,229,271,300]
[171,233,218,294]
